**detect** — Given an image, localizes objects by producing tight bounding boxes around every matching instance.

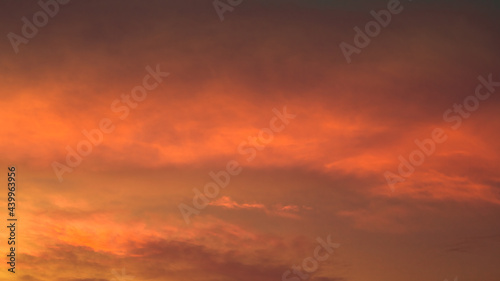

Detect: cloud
[1,0,500,280]
[209,196,307,219]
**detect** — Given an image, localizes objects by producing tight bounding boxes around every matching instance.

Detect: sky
[0,0,500,280]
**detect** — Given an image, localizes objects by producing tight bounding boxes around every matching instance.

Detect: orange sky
[1,1,500,281]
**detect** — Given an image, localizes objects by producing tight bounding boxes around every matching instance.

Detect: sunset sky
[1,0,500,281]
